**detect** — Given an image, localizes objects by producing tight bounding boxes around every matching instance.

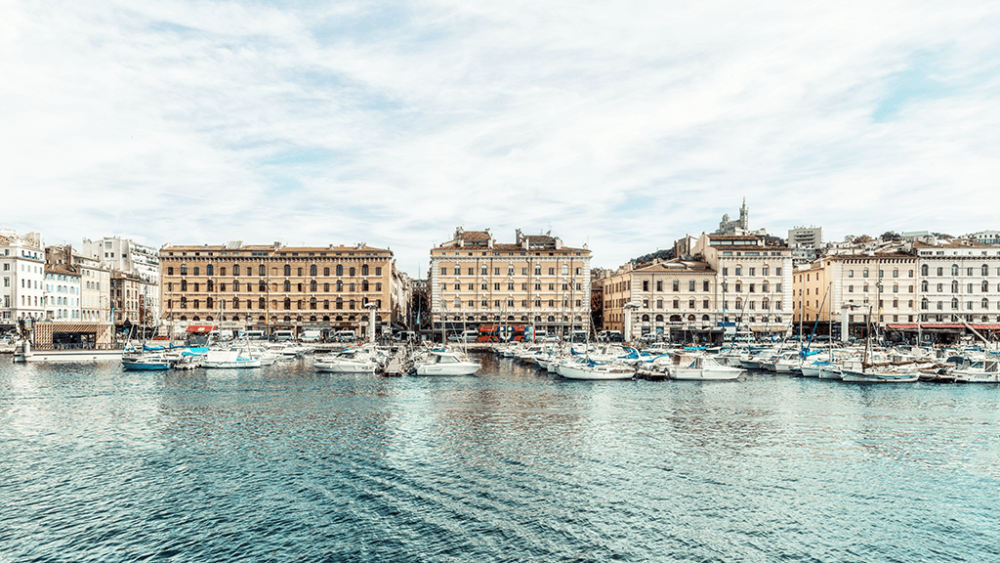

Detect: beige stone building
[602,258,717,340]
[793,250,918,340]
[160,241,398,338]
[694,233,794,338]
[429,228,591,339]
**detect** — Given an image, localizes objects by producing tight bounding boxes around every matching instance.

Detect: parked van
[334,330,356,343]
[300,330,323,343]
[570,330,589,343]
[463,330,479,342]
[244,330,266,340]
[272,330,295,341]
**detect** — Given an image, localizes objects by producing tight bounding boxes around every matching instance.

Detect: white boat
[670,353,743,381]
[202,350,263,369]
[840,367,918,383]
[315,348,380,373]
[413,351,480,376]
[953,357,1000,383]
[556,357,635,380]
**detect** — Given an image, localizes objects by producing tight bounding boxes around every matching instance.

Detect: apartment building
[0,230,46,329]
[602,258,717,340]
[429,228,591,338]
[160,241,397,338]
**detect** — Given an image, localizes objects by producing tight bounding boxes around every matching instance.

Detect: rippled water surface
[3,353,1000,562]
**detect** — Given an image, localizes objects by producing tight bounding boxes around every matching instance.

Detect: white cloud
[2,0,998,272]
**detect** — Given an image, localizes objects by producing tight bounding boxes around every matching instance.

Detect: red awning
[185,325,217,333]
[887,324,918,329]
[971,325,1000,330]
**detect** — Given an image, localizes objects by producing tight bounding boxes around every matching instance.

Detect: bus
[477,325,527,342]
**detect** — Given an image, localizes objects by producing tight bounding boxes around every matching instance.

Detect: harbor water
[2,353,1000,562]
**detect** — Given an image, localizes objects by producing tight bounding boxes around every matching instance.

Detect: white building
[693,233,794,337]
[964,230,1000,245]
[81,236,160,283]
[0,230,46,330]
[43,265,82,321]
[912,240,1000,338]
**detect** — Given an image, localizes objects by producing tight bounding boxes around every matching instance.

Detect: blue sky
[3,0,999,277]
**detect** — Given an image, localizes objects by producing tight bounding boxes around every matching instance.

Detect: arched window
[952,281,959,293]
[951,298,959,310]
[257,265,264,276]
[921,264,928,276]
[362,264,369,276]
[206,264,214,276]
[207,279,214,291]
[952,264,959,276]
[310,280,317,292]
[982,298,989,309]
[670,315,682,322]
[655,314,664,322]
[283,298,291,310]
[641,314,650,322]
[702,315,710,321]
[454,297,461,309]
[735,298,743,310]
[362,280,369,291]
[232,297,239,310]
[336,280,343,292]
[336,264,343,276]
[688,315,696,321]
[283,280,291,292]
[921,280,928,292]
[336,298,343,310]
[233,264,240,276]
[310,298,317,310]
[206,297,213,310]
[258,297,265,309]
[283,265,291,276]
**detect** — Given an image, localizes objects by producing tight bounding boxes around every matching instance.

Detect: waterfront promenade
[2,354,999,562]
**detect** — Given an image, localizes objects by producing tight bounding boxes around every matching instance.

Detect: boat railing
[35,342,126,351]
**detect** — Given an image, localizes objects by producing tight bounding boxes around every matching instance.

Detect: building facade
[0,230,46,329]
[160,242,396,338]
[43,265,82,321]
[82,237,160,282]
[602,258,718,341]
[912,241,1000,341]
[794,250,919,340]
[429,228,592,338]
[694,233,794,338]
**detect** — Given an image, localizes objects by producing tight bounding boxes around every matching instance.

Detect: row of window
[921,265,999,277]
[608,298,785,311]
[444,299,584,310]
[921,281,999,293]
[170,280,383,293]
[721,267,782,277]
[169,297,383,310]
[169,264,383,277]
[443,282,583,292]
[440,265,583,277]
[921,298,1000,310]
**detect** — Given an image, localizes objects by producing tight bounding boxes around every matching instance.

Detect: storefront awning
[185,325,217,333]
[971,324,1000,330]
[887,324,918,329]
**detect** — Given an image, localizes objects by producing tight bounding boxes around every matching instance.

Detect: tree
[855,234,873,243]
[880,231,901,242]
[590,290,603,331]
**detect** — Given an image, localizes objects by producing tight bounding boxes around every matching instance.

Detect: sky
[3,1,999,277]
